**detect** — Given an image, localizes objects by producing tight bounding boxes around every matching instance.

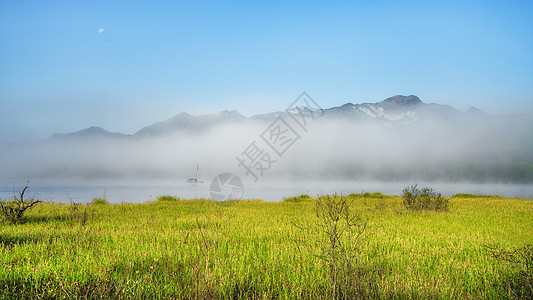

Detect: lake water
[1,179,532,203]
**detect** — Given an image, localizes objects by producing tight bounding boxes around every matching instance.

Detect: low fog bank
[279,117,533,183]
[0,123,260,181]
[1,115,533,184]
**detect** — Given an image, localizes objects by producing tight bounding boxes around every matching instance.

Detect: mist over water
[1,109,532,202]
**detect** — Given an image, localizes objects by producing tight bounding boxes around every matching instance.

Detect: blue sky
[1,0,532,141]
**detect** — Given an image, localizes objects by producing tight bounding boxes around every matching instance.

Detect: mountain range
[3,95,532,183]
[50,95,489,140]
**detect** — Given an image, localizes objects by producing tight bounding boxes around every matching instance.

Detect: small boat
[187,165,202,184]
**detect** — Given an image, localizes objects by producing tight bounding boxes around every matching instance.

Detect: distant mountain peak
[217,109,245,119]
[220,109,240,114]
[340,103,356,108]
[378,95,423,108]
[174,112,193,118]
[465,106,488,115]
[51,126,125,140]
[209,110,245,120]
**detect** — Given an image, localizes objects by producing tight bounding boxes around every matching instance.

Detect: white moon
[98,28,104,34]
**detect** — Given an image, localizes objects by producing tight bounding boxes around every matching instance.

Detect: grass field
[1,193,532,299]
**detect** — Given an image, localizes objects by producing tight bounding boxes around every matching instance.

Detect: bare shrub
[402,184,448,211]
[69,202,91,227]
[0,181,42,224]
[294,194,370,299]
[487,244,533,298]
[188,203,228,298]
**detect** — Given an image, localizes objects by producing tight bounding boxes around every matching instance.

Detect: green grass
[282,194,313,203]
[1,194,532,299]
[156,195,180,202]
[90,197,109,205]
[452,193,503,198]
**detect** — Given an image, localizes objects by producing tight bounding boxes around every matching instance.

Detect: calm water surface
[1,179,532,203]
